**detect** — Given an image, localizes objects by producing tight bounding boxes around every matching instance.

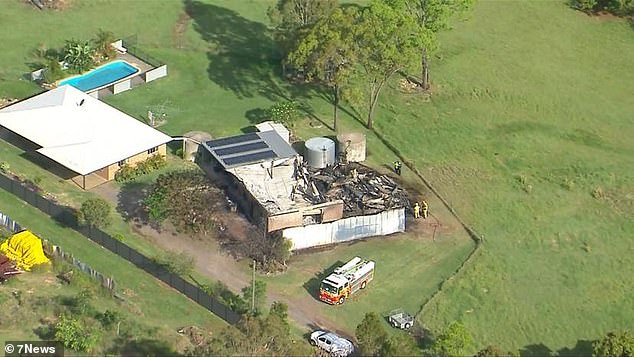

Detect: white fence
[283,208,406,251]
[145,65,167,82]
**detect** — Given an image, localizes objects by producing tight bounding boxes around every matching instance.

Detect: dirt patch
[26,0,73,10]
[173,12,192,49]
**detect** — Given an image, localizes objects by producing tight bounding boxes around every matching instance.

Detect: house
[200,127,406,251]
[0,85,172,189]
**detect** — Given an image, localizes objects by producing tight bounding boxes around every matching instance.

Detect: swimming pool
[59,60,139,92]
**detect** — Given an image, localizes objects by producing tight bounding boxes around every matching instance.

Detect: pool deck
[116,52,153,73]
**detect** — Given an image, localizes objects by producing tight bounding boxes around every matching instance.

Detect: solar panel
[206,132,259,149]
[222,150,276,166]
[214,141,269,156]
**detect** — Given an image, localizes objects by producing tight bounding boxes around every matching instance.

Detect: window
[118,159,127,167]
[147,146,158,154]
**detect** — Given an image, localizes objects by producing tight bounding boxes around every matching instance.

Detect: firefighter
[413,202,420,219]
[421,200,429,219]
[393,161,402,176]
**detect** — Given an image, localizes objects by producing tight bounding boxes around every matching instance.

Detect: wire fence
[0,173,241,325]
[122,35,164,68]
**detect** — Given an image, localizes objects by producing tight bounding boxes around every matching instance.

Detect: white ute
[310,330,354,357]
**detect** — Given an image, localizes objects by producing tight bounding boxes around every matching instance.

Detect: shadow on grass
[302,260,344,302]
[519,343,553,357]
[106,337,177,357]
[184,0,345,129]
[557,339,593,357]
[116,181,152,228]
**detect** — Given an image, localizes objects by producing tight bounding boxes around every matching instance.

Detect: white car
[310,330,354,356]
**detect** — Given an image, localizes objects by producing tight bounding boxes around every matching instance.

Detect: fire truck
[319,257,375,305]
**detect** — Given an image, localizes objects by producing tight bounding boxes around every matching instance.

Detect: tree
[93,29,116,62]
[187,302,311,356]
[144,170,225,234]
[430,321,473,357]
[380,333,421,357]
[571,0,634,15]
[352,0,430,128]
[63,39,95,73]
[55,315,100,352]
[241,280,267,316]
[593,331,634,357]
[78,198,111,228]
[267,0,338,71]
[387,0,474,90]
[288,7,357,131]
[355,312,389,356]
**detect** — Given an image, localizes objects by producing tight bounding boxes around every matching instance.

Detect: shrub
[43,57,66,83]
[0,161,9,172]
[266,101,300,128]
[144,170,224,234]
[77,198,111,228]
[93,29,116,63]
[55,315,100,352]
[114,155,166,182]
[96,309,122,330]
[63,39,95,74]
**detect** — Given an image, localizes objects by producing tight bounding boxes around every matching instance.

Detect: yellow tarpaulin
[0,230,50,271]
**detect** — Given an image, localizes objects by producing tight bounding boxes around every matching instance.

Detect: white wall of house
[283,208,405,251]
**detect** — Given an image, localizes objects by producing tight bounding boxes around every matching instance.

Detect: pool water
[59,60,139,92]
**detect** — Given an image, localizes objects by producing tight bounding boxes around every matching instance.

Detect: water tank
[183,131,213,162]
[304,137,336,168]
[337,132,366,162]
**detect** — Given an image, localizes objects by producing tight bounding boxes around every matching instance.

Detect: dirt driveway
[92,182,343,333]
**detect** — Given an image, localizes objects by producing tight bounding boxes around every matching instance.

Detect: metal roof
[204,130,297,169]
[0,85,172,175]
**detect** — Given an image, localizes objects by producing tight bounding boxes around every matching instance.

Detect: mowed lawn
[0,190,227,342]
[261,231,474,334]
[364,1,633,353]
[0,0,632,353]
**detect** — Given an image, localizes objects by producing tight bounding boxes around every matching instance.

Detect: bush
[77,198,111,228]
[144,170,224,234]
[266,101,300,128]
[0,161,9,173]
[96,309,122,330]
[114,155,166,182]
[43,56,66,83]
[55,315,100,352]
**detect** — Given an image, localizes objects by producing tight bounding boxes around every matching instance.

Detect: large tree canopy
[387,0,474,90]
[268,0,338,62]
[287,6,357,131]
[353,0,431,128]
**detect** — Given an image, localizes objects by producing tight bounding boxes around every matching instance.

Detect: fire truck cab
[319,257,375,305]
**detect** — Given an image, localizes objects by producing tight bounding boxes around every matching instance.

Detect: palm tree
[93,29,116,62]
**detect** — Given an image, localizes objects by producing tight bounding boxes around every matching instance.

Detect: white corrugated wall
[283,208,405,250]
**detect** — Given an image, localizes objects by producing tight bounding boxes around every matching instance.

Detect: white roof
[0,85,172,175]
[255,121,290,143]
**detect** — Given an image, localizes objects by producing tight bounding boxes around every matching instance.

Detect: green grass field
[260,231,474,334]
[0,0,632,353]
[0,190,227,345]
